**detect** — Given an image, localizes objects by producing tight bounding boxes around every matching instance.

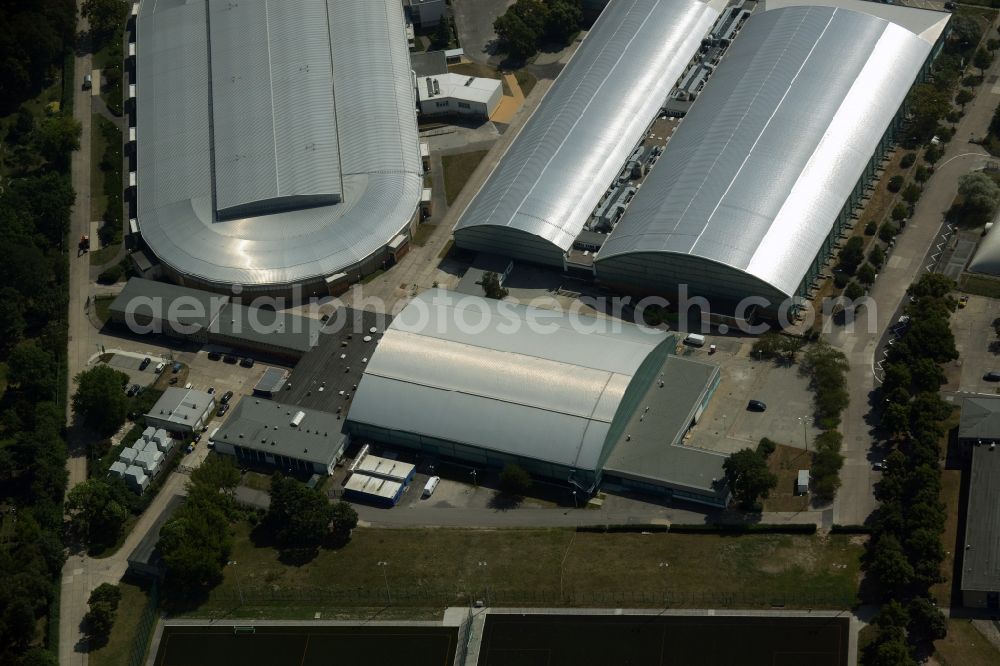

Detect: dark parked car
[171,361,183,373]
[985,372,1000,382]
[747,400,767,412]
[221,390,234,404]
[207,351,222,361]
[139,357,151,371]
[207,386,216,395]
[240,357,255,368]
[223,354,238,364]
[216,403,230,417]
[126,384,141,397]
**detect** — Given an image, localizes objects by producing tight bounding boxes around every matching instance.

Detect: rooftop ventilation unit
[465,77,475,87]
[426,78,434,96]
[433,79,440,95]
[290,411,306,428]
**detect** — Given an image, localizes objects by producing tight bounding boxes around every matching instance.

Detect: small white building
[118,447,139,465]
[135,449,164,476]
[417,73,502,119]
[796,469,810,495]
[145,387,216,434]
[125,465,149,493]
[109,461,127,479]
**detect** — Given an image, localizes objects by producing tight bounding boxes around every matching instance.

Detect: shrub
[844,281,865,301]
[869,245,886,269]
[857,262,877,286]
[864,221,878,235]
[891,202,909,222]
[924,144,943,164]
[757,437,777,458]
[914,165,930,183]
[834,272,850,289]
[887,175,904,192]
[97,264,123,285]
[499,463,532,498]
[879,223,899,243]
[900,153,916,168]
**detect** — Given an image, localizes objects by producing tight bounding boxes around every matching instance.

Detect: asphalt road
[451,0,515,65]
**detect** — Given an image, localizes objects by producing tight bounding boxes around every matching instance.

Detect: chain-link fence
[127,581,159,666]
[211,584,854,611]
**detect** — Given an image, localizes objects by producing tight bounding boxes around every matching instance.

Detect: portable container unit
[125,465,149,493]
[118,447,139,465]
[109,461,128,478]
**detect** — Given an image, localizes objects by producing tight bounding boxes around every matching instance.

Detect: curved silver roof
[596,3,937,298]
[135,0,421,288]
[347,290,669,472]
[453,0,722,255]
[969,223,1000,275]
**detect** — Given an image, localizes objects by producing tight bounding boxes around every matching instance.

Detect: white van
[683,333,706,347]
[154,362,165,374]
[422,476,441,498]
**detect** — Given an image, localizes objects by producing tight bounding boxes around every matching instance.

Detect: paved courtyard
[950,293,1000,395]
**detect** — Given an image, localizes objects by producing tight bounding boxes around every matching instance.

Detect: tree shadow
[487,492,522,511]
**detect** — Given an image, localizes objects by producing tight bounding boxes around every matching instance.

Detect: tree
[750,332,802,362]
[329,501,358,542]
[188,455,240,502]
[869,245,885,269]
[88,583,122,609]
[956,88,974,109]
[911,357,945,392]
[16,648,59,666]
[0,287,26,352]
[867,534,914,592]
[887,175,903,192]
[958,172,1000,219]
[844,281,864,301]
[901,183,922,205]
[494,12,540,61]
[908,272,956,302]
[907,597,947,642]
[838,236,865,274]
[881,403,910,439]
[905,84,951,142]
[83,601,115,643]
[499,463,532,498]
[82,0,128,45]
[950,14,983,50]
[857,263,876,286]
[33,113,81,168]
[432,17,452,50]
[7,341,57,400]
[867,636,916,666]
[72,365,130,435]
[481,271,508,300]
[974,47,993,76]
[722,448,777,511]
[65,479,128,548]
[267,474,333,551]
[158,503,232,595]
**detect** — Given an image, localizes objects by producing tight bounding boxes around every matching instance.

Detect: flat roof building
[959,397,1000,609]
[595,0,950,313]
[213,399,347,475]
[343,472,405,507]
[144,387,216,434]
[134,0,422,298]
[453,0,724,266]
[346,290,726,505]
[417,73,502,119]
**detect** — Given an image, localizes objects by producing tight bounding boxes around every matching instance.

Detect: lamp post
[572,490,578,509]
[798,415,810,452]
[478,561,490,606]
[228,560,244,606]
[377,561,391,605]
[470,469,477,488]
[659,561,669,606]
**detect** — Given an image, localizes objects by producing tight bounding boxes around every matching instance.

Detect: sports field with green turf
[152,625,457,666]
[478,614,850,666]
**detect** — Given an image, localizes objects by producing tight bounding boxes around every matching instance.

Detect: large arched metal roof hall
[452,0,725,267]
[134,0,422,292]
[595,0,950,303]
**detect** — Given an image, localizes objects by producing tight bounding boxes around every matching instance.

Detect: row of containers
[342,444,416,507]
[108,427,174,493]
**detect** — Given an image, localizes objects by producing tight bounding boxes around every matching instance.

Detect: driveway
[452,0,515,65]
[826,14,1000,526]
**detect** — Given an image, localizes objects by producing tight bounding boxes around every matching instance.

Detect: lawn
[241,471,272,493]
[935,619,1000,666]
[87,580,152,666]
[90,107,110,220]
[94,295,115,326]
[762,444,811,512]
[442,149,489,205]
[186,524,862,617]
[959,273,1000,298]
[514,69,537,97]
[931,468,962,606]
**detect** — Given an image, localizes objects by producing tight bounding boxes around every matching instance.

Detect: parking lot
[949,293,1000,395]
[680,336,823,455]
[107,353,161,389]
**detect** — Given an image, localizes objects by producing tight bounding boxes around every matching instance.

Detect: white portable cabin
[135,449,164,476]
[142,426,156,440]
[796,470,810,495]
[125,465,149,493]
[109,461,127,479]
[118,447,139,465]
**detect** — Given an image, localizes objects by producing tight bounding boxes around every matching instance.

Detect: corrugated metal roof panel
[135,0,420,288]
[596,5,937,298]
[347,290,669,472]
[454,0,721,255]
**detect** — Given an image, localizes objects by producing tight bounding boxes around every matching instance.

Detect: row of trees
[493,0,583,61]
[82,583,121,647]
[862,273,956,665]
[0,3,80,662]
[265,474,358,561]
